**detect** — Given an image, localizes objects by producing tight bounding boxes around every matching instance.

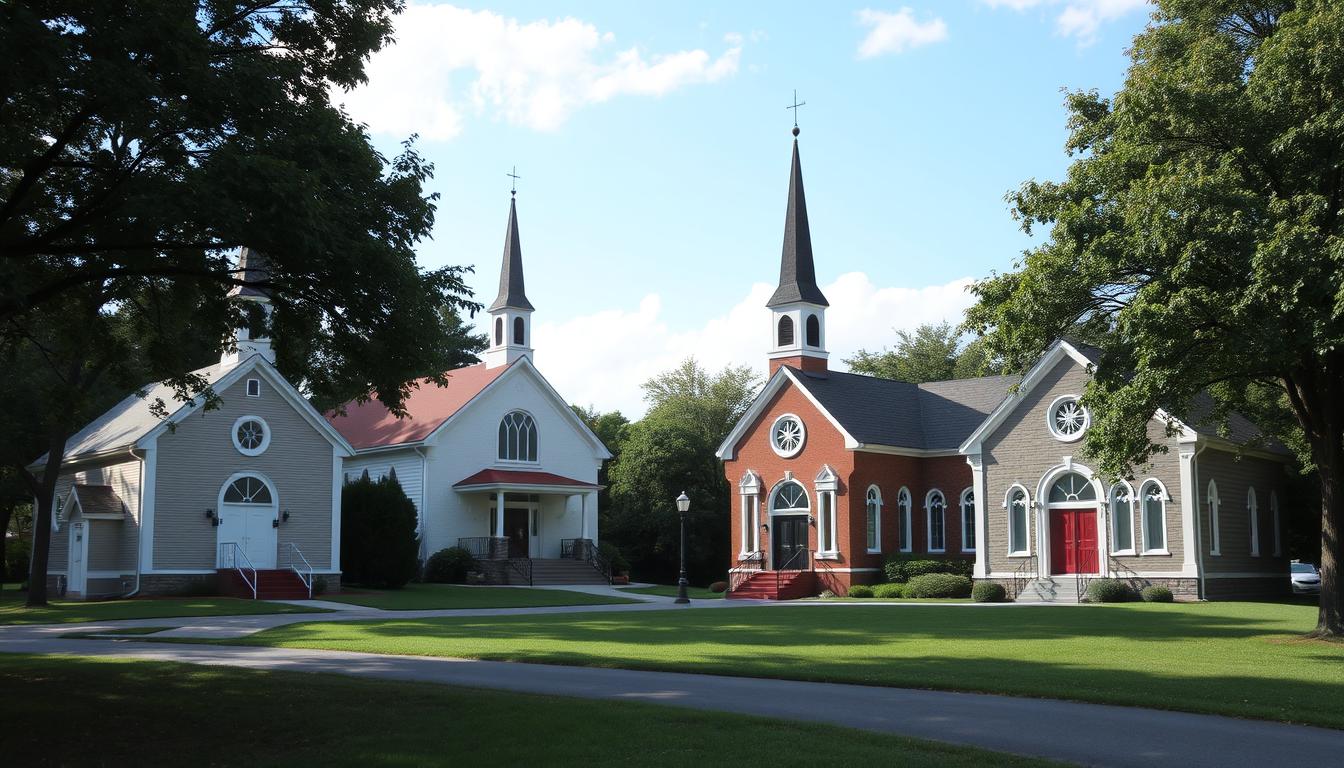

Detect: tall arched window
[897,487,912,553]
[926,489,946,553]
[1208,479,1221,555]
[805,314,820,347]
[865,486,882,553]
[1109,482,1134,554]
[1270,491,1282,557]
[494,317,503,346]
[777,315,794,346]
[1140,480,1167,553]
[1247,487,1260,556]
[497,411,538,461]
[513,316,525,345]
[960,488,976,552]
[1007,486,1030,555]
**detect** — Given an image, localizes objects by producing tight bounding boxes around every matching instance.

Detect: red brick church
[717,128,1292,602]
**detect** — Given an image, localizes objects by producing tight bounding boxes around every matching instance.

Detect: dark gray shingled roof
[488,197,535,312]
[72,484,127,518]
[789,368,1019,450]
[228,247,271,299]
[767,139,829,308]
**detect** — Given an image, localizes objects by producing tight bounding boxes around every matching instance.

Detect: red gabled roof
[327,362,508,450]
[454,469,600,490]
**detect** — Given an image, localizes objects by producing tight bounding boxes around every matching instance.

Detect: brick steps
[530,559,609,586]
[727,571,816,600]
[218,568,312,600]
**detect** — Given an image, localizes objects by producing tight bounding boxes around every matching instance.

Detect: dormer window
[777,316,794,347]
[498,411,538,462]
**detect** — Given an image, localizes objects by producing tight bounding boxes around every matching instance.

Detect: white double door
[218,504,278,569]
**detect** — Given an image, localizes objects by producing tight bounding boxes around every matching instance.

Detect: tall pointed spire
[767,137,829,308]
[488,197,534,312]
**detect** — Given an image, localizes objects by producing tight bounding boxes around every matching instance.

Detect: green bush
[972,581,1007,603]
[847,584,874,598]
[1141,585,1174,603]
[5,538,31,582]
[340,476,420,589]
[312,576,328,596]
[906,573,973,599]
[708,581,728,593]
[1085,578,1132,603]
[872,582,906,599]
[883,556,973,583]
[424,547,475,584]
[598,541,630,574]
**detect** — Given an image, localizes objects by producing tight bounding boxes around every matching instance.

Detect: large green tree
[964,1,1344,635]
[845,322,1003,383]
[607,359,760,584]
[1,2,482,605]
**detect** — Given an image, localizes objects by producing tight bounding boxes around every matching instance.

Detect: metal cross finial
[786,90,806,135]
[507,166,521,196]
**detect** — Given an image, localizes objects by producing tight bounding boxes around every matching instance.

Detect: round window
[232,415,271,456]
[770,414,806,458]
[1046,396,1089,442]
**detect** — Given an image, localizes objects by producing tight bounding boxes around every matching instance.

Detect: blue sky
[339,1,1151,415]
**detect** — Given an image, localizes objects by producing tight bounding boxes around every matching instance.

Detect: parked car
[1290,561,1321,594]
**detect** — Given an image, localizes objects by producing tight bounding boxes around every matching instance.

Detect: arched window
[494,317,503,346]
[897,487,913,553]
[805,314,820,347]
[1109,482,1134,554]
[777,315,794,346]
[222,475,273,504]
[865,486,882,553]
[770,481,809,513]
[497,411,538,462]
[960,488,976,552]
[1141,480,1167,553]
[926,489,946,552]
[1247,487,1260,556]
[1048,472,1097,503]
[513,316,525,345]
[1007,486,1030,555]
[1270,491,1282,557]
[1208,479,1221,555]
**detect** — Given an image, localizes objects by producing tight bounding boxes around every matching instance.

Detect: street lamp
[675,492,691,604]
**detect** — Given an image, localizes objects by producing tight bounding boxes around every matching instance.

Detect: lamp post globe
[675,492,691,604]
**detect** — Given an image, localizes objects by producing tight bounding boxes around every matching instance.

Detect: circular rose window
[770,414,806,458]
[232,415,271,456]
[1046,396,1089,442]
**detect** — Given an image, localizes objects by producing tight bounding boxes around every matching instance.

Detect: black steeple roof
[767,138,829,308]
[228,247,271,299]
[488,196,534,312]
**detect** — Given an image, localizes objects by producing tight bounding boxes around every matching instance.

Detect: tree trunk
[1315,446,1344,637]
[25,434,68,608]
[0,501,13,581]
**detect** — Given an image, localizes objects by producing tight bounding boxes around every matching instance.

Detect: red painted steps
[218,568,312,600]
[726,571,817,600]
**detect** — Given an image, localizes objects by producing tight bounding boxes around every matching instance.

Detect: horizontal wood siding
[342,450,425,512]
[1198,448,1289,575]
[45,456,143,575]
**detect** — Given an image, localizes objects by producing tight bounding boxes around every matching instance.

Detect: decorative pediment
[814,464,838,491]
[738,470,761,493]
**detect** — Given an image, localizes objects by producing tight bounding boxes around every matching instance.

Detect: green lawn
[0,655,1053,768]
[219,601,1344,729]
[0,588,326,625]
[323,583,640,610]
[619,584,724,599]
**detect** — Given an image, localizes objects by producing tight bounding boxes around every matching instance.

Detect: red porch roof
[454,469,601,491]
[327,363,508,450]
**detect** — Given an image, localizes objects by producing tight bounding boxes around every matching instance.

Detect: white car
[1291,562,1321,594]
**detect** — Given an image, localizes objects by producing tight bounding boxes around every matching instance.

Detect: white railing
[284,542,314,599]
[218,542,258,600]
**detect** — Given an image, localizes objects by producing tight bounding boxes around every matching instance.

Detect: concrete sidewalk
[3,635,1342,768]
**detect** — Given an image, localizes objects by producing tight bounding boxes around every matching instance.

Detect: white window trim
[497,410,539,464]
[1004,484,1032,557]
[1208,479,1222,556]
[231,415,271,457]
[1108,481,1136,556]
[1046,394,1090,443]
[246,378,261,397]
[897,486,913,553]
[925,489,946,554]
[959,487,976,552]
[817,488,839,557]
[865,485,882,554]
[769,413,806,458]
[1247,487,1260,557]
[1270,491,1282,557]
[1139,478,1171,556]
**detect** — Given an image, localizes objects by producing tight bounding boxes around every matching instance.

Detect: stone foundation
[139,573,220,597]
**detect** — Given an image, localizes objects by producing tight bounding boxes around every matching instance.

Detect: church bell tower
[484,191,535,369]
[767,124,829,376]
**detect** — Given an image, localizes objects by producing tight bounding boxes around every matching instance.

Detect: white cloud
[520,273,977,418]
[982,0,1148,43]
[334,4,743,140]
[856,8,949,58]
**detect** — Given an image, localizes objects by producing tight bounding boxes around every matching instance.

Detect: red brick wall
[768,356,828,376]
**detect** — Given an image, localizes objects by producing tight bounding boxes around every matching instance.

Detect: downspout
[413,446,430,567]
[1192,443,1208,601]
[124,448,146,598]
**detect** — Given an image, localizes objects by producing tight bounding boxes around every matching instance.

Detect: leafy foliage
[340,477,419,589]
[1142,585,1175,603]
[1085,579,1133,604]
[847,584,875,598]
[884,556,973,583]
[972,581,1008,603]
[424,547,475,585]
[906,574,973,599]
[872,583,907,599]
[845,322,1003,382]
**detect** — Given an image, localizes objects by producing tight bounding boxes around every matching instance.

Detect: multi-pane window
[898,487,912,553]
[865,486,881,552]
[498,411,538,461]
[1109,484,1133,553]
[927,490,946,552]
[1049,472,1096,502]
[223,475,272,504]
[960,488,975,552]
[1141,481,1166,552]
[1008,488,1029,555]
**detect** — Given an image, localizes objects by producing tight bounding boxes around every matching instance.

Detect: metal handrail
[506,557,533,586]
[285,542,314,599]
[775,547,807,596]
[1010,554,1037,601]
[458,536,509,560]
[561,538,611,584]
[728,551,763,593]
[218,542,257,600]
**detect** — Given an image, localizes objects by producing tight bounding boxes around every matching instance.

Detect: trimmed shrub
[872,582,906,599]
[1141,585,1174,603]
[340,476,420,589]
[972,581,1007,603]
[1085,578,1132,603]
[312,576,328,596]
[708,581,728,593]
[599,541,630,574]
[424,546,475,584]
[883,556,974,583]
[906,573,973,599]
[847,584,874,599]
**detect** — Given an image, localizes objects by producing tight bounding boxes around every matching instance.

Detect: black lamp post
[675,492,691,604]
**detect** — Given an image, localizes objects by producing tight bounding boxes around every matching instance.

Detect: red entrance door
[1049,508,1098,574]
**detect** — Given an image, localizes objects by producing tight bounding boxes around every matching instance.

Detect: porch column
[577,493,586,541]
[494,492,504,538]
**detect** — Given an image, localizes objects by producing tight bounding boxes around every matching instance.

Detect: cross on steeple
[786,90,806,136]
[507,166,521,196]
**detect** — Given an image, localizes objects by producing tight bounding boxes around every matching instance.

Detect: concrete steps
[1015,577,1080,603]
[529,559,609,586]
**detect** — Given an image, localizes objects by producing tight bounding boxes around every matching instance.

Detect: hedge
[971,581,1007,603]
[847,584,874,598]
[906,573,973,599]
[883,556,973,583]
[340,476,420,588]
[424,547,475,584]
[872,582,907,599]
[1085,578,1133,603]
[1141,585,1174,603]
